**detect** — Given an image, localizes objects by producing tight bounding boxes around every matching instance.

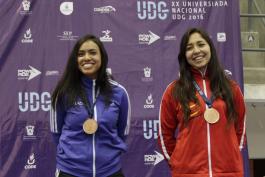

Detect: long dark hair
[51,34,112,109]
[173,28,237,124]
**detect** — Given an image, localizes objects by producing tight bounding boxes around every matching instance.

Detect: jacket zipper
[92,80,96,177]
[203,79,213,177]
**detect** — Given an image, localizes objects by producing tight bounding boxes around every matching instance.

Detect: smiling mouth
[193,55,205,61]
[82,63,95,69]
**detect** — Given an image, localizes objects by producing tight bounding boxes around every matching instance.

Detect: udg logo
[24,153,36,169]
[137,1,169,20]
[18,92,51,112]
[143,120,159,139]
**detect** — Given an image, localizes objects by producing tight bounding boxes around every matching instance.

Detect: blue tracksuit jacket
[50,76,131,177]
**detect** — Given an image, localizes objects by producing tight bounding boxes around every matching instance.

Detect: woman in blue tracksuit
[50,35,131,177]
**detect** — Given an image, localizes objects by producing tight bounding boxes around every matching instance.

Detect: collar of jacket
[190,67,209,79]
[81,76,96,89]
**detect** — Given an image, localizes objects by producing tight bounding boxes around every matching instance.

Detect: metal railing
[242,48,265,52]
[240,14,265,18]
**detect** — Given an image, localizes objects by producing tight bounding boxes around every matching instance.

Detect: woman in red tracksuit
[158,28,246,177]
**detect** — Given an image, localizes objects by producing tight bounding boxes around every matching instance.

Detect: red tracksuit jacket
[158,70,246,177]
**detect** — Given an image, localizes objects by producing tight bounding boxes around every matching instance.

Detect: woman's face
[77,40,102,79]
[185,32,211,71]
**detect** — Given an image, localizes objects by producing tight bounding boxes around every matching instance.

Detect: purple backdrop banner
[0,0,249,177]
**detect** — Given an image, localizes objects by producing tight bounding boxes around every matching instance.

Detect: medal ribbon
[81,88,99,118]
[192,80,215,108]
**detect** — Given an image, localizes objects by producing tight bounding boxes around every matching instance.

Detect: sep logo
[137,1,169,20]
[18,92,51,112]
[57,31,79,41]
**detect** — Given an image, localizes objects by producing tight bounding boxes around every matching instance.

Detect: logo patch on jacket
[189,102,201,118]
[74,101,84,106]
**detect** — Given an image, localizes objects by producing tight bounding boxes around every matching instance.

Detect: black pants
[59,169,125,177]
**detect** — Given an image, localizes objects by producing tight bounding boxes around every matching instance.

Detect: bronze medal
[83,118,98,134]
[204,108,220,124]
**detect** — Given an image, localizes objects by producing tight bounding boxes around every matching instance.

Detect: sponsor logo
[164,35,176,40]
[217,32,226,42]
[137,1,169,20]
[60,2,73,15]
[74,101,84,106]
[144,94,154,109]
[94,6,116,13]
[57,31,79,41]
[100,30,113,42]
[21,28,33,43]
[26,125,34,136]
[143,119,159,139]
[142,67,153,82]
[20,0,32,14]
[22,0,30,11]
[18,92,51,112]
[144,151,164,165]
[139,31,160,45]
[24,125,36,140]
[45,70,59,76]
[144,67,151,77]
[24,153,36,169]
[224,69,232,76]
[18,65,41,80]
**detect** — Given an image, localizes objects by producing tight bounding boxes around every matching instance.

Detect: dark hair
[173,28,237,124]
[51,34,112,109]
